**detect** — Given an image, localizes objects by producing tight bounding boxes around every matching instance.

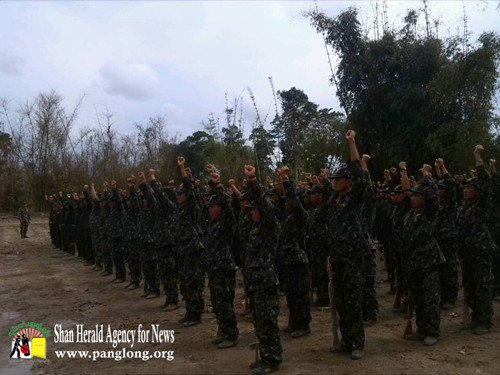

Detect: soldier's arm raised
[399,161,411,194]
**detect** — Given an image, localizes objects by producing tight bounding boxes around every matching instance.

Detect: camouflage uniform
[62,200,76,254]
[17,206,31,238]
[89,199,101,266]
[391,191,412,302]
[435,173,459,306]
[151,180,179,305]
[137,182,161,295]
[307,185,331,307]
[204,188,239,342]
[375,193,395,289]
[98,193,113,274]
[488,173,500,298]
[78,191,92,264]
[361,175,379,322]
[177,176,205,320]
[107,188,127,281]
[280,178,312,331]
[403,176,445,339]
[123,186,142,286]
[323,159,371,352]
[456,166,496,328]
[246,180,283,368]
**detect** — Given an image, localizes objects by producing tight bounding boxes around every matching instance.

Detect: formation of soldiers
[44,130,499,375]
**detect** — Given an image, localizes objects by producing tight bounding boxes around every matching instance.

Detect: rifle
[327,257,340,347]
[403,293,413,338]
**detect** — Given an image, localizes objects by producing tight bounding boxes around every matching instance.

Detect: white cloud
[0,51,24,76]
[99,60,160,101]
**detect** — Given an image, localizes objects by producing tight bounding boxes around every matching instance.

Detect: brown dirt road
[1,216,500,375]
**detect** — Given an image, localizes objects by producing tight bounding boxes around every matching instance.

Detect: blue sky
[1,1,499,140]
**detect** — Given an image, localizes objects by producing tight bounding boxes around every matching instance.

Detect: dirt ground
[1,216,500,375]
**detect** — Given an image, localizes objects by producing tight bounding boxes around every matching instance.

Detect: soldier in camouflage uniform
[375,184,395,294]
[402,162,445,346]
[79,186,93,266]
[324,130,370,361]
[123,177,141,290]
[486,159,500,301]
[149,169,179,311]
[176,157,205,327]
[360,155,379,325]
[89,185,102,271]
[98,184,113,276]
[390,176,412,313]
[456,145,496,334]
[17,202,31,238]
[45,195,57,246]
[137,171,161,299]
[107,180,127,284]
[306,181,330,308]
[244,164,283,375]
[280,167,312,338]
[228,180,254,318]
[434,158,459,310]
[204,172,239,349]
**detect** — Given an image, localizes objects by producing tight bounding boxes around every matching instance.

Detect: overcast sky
[1,1,499,140]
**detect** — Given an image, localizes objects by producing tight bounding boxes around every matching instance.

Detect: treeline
[1,3,500,212]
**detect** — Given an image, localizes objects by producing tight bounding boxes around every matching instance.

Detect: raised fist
[168,179,175,187]
[211,173,220,184]
[346,130,356,142]
[229,179,236,186]
[398,161,406,170]
[305,173,312,181]
[138,172,146,181]
[312,175,319,184]
[489,159,497,167]
[244,165,256,177]
[362,154,371,163]
[111,180,117,188]
[422,164,432,175]
[390,167,397,174]
[281,166,290,177]
[177,156,186,166]
[206,164,215,173]
[474,145,484,155]
[149,169,156,179]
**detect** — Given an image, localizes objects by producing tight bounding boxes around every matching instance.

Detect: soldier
[149,169,179,311]
[107,180,127,284]
[486,159,500,301]
[244,164,283,375]
[204,172,239,349]
[325,130,370,360]
[89,184,102,271]
[45,195,56,245]
[306,172,330,307]
[456,145,496,334]
[402,163,445,346]
[360,155,379,325]
[137,171,161,299]
[98,183,113,276]
[375,184,395,294]
[390,164,412,313]
[176,156,205,327]
[279,166,312,338]
[79,186,93,266]
[434,158,459,310]
[17,202,31,238]
[229,179,254,319]
[123,176,142,291]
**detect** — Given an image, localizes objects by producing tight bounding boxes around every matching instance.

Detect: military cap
[310,184,324,194]
[204,194,220,206]
[463,178,478,188]
[392,185,404,193]
[239,191,251,201]
[266,187,279,196]
[379,184,391,193]
[328,166,353,180]
[436,179,447,188]
[409,184,424,194]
